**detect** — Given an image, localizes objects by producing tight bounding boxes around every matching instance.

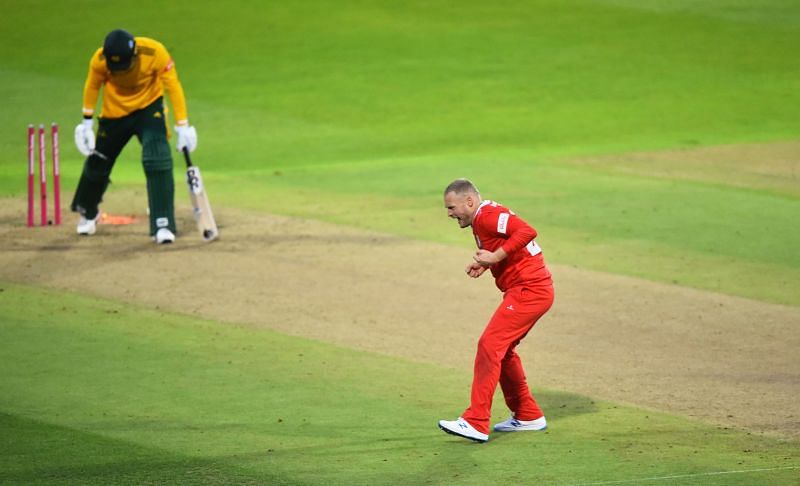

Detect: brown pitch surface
[2,189,798,440]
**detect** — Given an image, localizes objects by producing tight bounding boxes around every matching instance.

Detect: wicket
[27,123,61,227]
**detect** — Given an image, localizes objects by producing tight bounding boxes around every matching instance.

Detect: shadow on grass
[0,412,273,485]
[420,389,601,483]
[536,388,600,420]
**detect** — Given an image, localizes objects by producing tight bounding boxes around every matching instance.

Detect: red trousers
[462,284,554,434]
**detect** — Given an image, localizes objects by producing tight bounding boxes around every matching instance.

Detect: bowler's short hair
[444,178,480,197]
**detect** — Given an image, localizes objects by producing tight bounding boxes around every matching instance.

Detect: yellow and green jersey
[81,37,188,124]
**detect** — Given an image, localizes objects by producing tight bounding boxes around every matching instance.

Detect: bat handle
[182,146,193,167]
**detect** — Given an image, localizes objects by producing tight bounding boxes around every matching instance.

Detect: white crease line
[575,465,799,485]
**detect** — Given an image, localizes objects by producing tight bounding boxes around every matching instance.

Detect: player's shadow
[482,388,599,445]
[534,389,599,420]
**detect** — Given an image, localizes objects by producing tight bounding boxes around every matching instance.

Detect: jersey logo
[526,240,542,256]
[497,213,509,234]
[163,60,174,72]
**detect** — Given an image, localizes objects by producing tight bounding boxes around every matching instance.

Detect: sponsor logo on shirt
[526,240,542,256]
[497,213,509,234]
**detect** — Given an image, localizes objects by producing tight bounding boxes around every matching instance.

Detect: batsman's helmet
[103,29,136,71]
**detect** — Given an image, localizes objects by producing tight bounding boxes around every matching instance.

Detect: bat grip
[182,146,193,167]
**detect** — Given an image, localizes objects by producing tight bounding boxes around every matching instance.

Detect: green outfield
[2,284,798,484]
[2,0,798,304]
[1,0,799,484]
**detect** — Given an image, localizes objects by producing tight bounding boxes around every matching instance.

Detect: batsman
[72,28,198,243]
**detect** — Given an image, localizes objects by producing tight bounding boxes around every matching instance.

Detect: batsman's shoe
[438,417,488,443]
[154,228,176,244]
[493,415,547,432]
[76,215,99,235]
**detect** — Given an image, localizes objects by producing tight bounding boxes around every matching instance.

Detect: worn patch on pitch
[562,140,800,197]
[0,180,798,441]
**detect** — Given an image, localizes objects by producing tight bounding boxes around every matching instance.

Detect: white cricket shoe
[76,214,99,235]
[154,228,175,244]
[438,417,488,443]
[493,415,547,432]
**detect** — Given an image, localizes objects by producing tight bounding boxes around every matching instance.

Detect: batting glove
[74,118,95,156]
[175,124,198,152]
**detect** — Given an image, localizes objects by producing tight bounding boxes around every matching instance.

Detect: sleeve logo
[497,213,509,234]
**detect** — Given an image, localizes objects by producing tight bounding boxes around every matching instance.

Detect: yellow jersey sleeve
[81,48,106,117]
[81,37,189,123]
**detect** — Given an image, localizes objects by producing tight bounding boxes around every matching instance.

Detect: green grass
[201,152,800,306]
[1,0,798,305]
[1,2,799,481]
[1,283,798,484]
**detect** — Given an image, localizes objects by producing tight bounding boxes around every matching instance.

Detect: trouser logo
[156,217,169,228]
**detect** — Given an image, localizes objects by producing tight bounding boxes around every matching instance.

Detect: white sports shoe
[493,415,547,432]
[76,214,99,235]
[438,417,488,443]
[154,228,175,244]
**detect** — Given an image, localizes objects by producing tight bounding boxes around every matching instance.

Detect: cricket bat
[182,147,219,241]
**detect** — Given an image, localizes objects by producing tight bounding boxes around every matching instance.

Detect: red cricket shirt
[472,200,552,292]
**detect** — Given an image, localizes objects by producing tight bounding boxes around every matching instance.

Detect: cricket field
[1,1,799,484]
